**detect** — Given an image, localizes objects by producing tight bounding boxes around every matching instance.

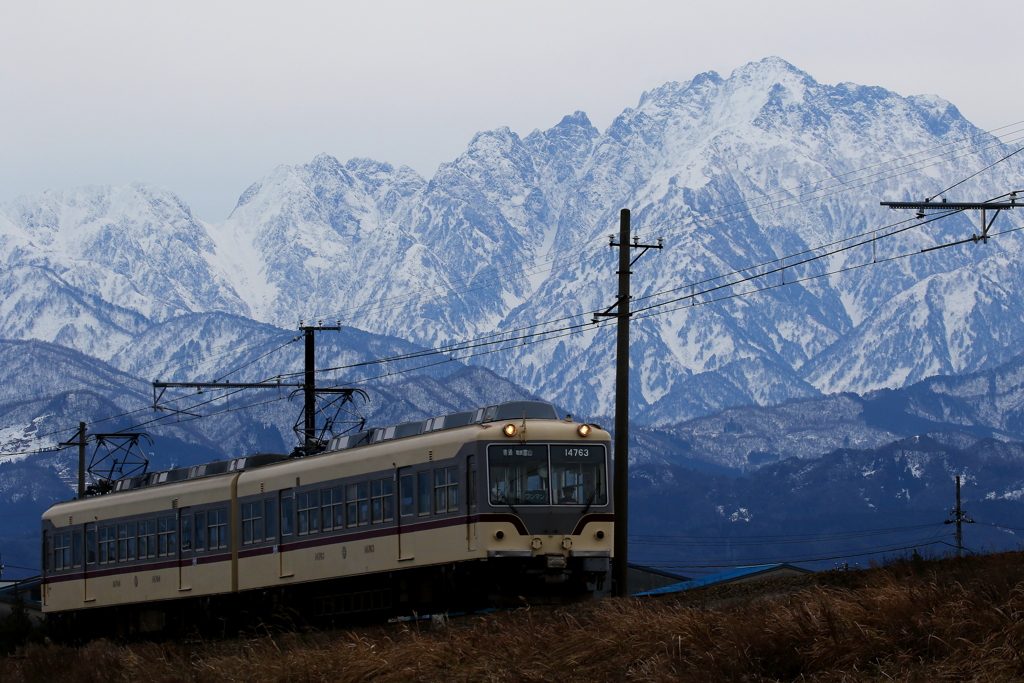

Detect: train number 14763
[563,448,591,457]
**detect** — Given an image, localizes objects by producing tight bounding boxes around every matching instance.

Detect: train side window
[321,487,343,531]
[435,467,458,513]
[72,530,83,568]
[181,514,192,551]
[280,492,294,536]
[400,474,414,517]
[467,456,477,509]
[370,479,394,523]
[195,511,206,551]
[346,483,369,526]
[86,527,97,564]
[242,502,262,544]
[99,526,116,564]
[208,508,228,550]
[158,517,176,557]
[346,484,358,527]
[265,499,277,541]
[117,522,136,562]
[298,491,319,535]
[54,533,71,571]
[138,520,157,559]
[417,471,431,516]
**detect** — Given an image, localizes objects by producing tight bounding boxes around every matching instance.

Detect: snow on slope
[2,58,1023,423]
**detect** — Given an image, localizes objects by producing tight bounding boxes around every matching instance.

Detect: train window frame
[370,478,394,524]
[117,522,137,562]
[207,508,229,550]
[72,530,83,568]
[346,482,369,527]
[54,532,71,571]
[321,487,344,531]
[487,444,550,506]
[280,491,294,537]
[138,519,157,559]
[98,525,116,564]
[181,514,192,551]
[157,517,177,557]
[86,527,97,565]
[399,473,415,517]
[416,471,431,516]
[241,502,263,545]
[195,511,206,551]
[434,466,458,513]
[467,456,477,509]
[298,491,320,535]
[484,443,609,509]
[550,444,609,507]
[265,498,277,541]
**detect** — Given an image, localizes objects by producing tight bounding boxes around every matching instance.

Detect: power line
[16,209,1012,449]
[308,124,1024,327]
[9,148,1023,453]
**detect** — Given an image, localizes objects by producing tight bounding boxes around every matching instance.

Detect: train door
[279,489,294,578]
[397,467,415,561]
[466,455,478,551]
[178,507,193,591]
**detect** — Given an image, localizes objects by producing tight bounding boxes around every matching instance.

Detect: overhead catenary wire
[7,140,1024,453]
[8,209,1017,454]
[8,213,1021,456]
[307,123,1024,326]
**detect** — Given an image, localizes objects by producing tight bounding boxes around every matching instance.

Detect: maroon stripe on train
[571,513,614,536]
[45,511,544,583]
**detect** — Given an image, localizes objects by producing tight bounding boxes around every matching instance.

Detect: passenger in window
[559,486,578,504]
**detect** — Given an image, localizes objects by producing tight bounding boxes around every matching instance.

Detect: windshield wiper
[581,472,601,515]
[498,492,518,515]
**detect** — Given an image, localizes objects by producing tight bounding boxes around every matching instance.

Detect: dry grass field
[4,551,1024,682]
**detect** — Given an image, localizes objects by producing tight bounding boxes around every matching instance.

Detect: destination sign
[490,445,545,459]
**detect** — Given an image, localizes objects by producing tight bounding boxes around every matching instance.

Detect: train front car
[471,401,613,602]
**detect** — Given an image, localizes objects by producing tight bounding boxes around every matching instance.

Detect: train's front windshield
[489,445,549,505]
[551,444,607,506]
[488,444,607,506]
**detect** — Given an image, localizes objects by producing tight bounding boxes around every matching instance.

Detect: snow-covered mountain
[2,57,1023,423]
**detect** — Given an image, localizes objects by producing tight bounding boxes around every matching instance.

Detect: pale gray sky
[2,0,1020,222]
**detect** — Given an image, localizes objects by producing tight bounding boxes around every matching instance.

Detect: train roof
[98,400,561,496]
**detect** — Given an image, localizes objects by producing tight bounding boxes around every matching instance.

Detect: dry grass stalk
[4,551,1024,682]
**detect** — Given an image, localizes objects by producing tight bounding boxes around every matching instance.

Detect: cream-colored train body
[41,401,612,635]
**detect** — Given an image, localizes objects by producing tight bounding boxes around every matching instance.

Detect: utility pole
[58,422,88,498]
[152,321,353,457]
[595,209,662,597]
[77,422,86,498]
[944,475,974,557]
[300,323,340,453]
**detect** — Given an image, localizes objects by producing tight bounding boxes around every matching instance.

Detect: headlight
[577,424,591,437]
[503,423,517,437]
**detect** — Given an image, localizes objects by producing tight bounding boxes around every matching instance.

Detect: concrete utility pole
[945,475,974,557]
[595,209,662,597]
[77,422,86,498]
[152,321,355,457]
[59,422,89,498]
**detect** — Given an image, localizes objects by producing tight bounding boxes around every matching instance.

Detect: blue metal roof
[633,563,807,596]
